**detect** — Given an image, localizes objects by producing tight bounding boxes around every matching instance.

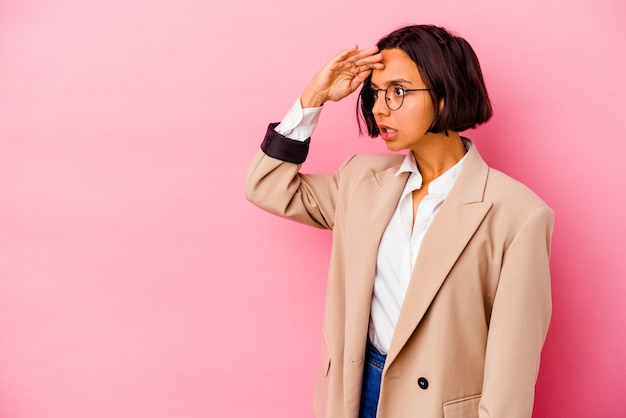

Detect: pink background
[1,0,625,416]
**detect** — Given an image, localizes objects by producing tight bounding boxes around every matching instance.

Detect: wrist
[300,89,325,108]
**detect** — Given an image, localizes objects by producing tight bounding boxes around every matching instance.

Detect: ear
[438,98,444,113]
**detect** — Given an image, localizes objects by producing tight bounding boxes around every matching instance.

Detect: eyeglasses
[370,84,431,111]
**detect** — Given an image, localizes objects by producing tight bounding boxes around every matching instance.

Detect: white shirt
[275,98,469,354]
[368,147,469,353]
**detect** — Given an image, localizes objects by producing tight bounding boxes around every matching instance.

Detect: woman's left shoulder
[480,168,554,242]
[485,168,552,215]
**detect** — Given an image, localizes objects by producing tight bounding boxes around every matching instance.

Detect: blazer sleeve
[245,123,350,230]
[479,204,555,418]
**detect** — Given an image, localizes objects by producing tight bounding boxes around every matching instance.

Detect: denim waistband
[365,339,387,372]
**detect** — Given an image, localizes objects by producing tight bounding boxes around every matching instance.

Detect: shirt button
[417,377,429,390]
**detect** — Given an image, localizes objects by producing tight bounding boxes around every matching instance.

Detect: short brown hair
[358,25,493,136]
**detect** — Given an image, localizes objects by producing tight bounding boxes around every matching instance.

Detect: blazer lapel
[386,144,493,367]
[343,163,408,362]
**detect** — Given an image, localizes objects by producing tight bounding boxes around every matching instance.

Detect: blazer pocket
[443,394,481,418]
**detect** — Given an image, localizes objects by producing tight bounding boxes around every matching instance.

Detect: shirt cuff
[274,97,323,142]
[261,123,310,164]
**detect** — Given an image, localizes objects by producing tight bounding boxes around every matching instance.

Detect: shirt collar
[396,138,472,194]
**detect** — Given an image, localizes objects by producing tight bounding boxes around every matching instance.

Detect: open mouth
[378,125,398,140]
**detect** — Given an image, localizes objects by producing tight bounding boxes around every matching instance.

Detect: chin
[384,141,404,152]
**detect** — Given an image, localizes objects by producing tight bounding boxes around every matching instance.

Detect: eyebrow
[370,78,413,88]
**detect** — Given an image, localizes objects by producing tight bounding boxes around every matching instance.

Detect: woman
[246,25,553,418]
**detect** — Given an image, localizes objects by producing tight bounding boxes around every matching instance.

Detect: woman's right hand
[300,45,384,108]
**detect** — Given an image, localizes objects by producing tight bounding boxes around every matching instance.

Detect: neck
[411,131,466,183]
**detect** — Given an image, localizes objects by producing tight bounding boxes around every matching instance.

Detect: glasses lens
[385,84,405,111]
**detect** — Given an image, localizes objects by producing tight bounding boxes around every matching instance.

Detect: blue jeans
[359,340,387,418]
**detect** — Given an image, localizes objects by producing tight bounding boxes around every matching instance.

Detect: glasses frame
[370,84,432,111]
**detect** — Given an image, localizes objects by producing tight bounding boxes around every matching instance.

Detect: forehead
[370,48,424,87]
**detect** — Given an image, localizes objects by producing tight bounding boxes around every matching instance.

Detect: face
[370,48,437,152]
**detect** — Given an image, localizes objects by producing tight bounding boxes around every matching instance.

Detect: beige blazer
[246,128,554,418]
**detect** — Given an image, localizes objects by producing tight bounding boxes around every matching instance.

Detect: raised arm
[245,46,383,229]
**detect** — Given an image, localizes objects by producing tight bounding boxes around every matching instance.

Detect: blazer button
[417,377,429,390]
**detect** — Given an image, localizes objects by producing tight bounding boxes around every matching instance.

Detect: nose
[372,93,390,116]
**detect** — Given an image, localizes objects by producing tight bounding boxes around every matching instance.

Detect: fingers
[350,45,381,62]
[331,45,360,64]
[351,69,373,90]
[349,47,384,73]
[324,46,382,82]
[333,45,381,64]
[307,44,385,104]
[356,60,384,72]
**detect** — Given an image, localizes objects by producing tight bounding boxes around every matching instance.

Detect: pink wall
[1,0,624,416]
